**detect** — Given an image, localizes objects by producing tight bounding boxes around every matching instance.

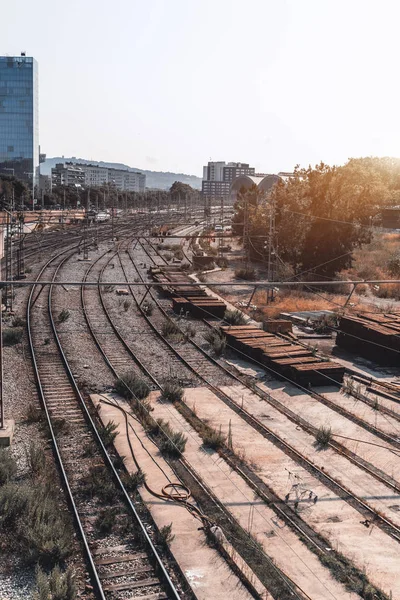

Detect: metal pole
[0,218,4,429]
[111,187,115,241]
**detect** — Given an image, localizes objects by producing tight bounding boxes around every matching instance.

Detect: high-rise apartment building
[202,161,255,200]
[0,54,39,196]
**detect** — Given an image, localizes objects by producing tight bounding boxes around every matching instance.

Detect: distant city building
[52,163,85,188]
[202,161,255,200]
[51,162,146,192]
[0,54,39,196]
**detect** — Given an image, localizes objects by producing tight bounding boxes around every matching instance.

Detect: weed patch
[204,329,226,356]
[3,327,23,346]
[224,309,246,326]
[161,379,184,402]
[115,371,150,400]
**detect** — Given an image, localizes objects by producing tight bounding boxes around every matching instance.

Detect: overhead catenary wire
[82,244,315,600]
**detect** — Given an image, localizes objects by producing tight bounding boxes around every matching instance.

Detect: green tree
[271,160,391,277]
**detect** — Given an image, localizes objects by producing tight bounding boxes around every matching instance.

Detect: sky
[2,0,400,176]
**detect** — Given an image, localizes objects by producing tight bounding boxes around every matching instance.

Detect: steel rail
[48,249,182,600]
[27,246,107,600]
[135,237,400,544]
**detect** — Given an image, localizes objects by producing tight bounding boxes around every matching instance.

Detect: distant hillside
[41,157,202,190]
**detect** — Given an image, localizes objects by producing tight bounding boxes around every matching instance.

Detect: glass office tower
[0,55,39,198]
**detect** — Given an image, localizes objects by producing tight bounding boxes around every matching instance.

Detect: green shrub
[115,372,150,400]
[0,483,73,566]
[185,323,196,338]
[174,249,183,261]
[202,426,226,449]
[224,309,246,326]
[387,254,400,277]
[204,330,226,356]
[3,327,23,346]
[142,300,154,316]
[122,468,145,491]
[12,315,26,328]
[80,465,119,504]
[52,418,70,436]
[161,379,184,402]
[123,299,131,312]
[95,507,119,535]
[216,257,228,268]
[98,420,119,447]
[316,426,332,448]
[164,252,173,262]
[180,261,191,271]
[0,449,17,485]
[58,309,70,323]
[234,267,256,280]
[161,319,181,339]
[160,522,175,546]
[130,397,153,426]
[153,419,187,457]
[34,565,76,600]
[102,284,115,293]
[27,443,47,476]
[26,402,42,423]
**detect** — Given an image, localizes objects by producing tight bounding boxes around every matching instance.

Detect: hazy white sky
[2,0,400,175]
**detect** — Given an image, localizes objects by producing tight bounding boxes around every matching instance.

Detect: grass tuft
[58,309,70,323]
[115,371,150,400]
[98,421,119,447]
[204,329,226,356]
[316,425,332,448]
[161,379,184,402]
[3,327,23,346]
[224,309,246,326]
[0,449,17,485]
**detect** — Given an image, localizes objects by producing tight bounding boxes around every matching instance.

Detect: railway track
[75,241,310,600]
[27,245,182,600]
[131,237,400,546]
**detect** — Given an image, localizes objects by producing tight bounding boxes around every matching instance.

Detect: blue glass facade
[0,56,39,195]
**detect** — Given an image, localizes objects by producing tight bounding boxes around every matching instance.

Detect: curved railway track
[77,241,310,600]
[27,245,182,600]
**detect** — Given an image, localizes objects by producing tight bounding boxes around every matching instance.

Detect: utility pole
[243,192,250,271]
[16,212,25,278]
[83,188,89,260]
[218,196,224,258]
[111,183,115,241]
[267,198,276,303]
[0,220,3,431]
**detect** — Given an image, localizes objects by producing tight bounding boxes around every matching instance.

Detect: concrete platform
[182,386,400,599]
[0,420,15,447]
[90,393,253,600]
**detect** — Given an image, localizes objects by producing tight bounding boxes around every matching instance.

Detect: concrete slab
[0,420,15,447]
[148,390,357,600]
[256,378,400,496]
[90,394,253,600]
[182,387,400,599]
[222,383,400,529]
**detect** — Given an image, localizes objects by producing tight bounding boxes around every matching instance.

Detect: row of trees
[233,157,400,279]
[0,177,200,212]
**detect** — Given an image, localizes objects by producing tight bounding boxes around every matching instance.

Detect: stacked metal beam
[221,325,345,386]
[337,312,400,366]
[150,266,226,318]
